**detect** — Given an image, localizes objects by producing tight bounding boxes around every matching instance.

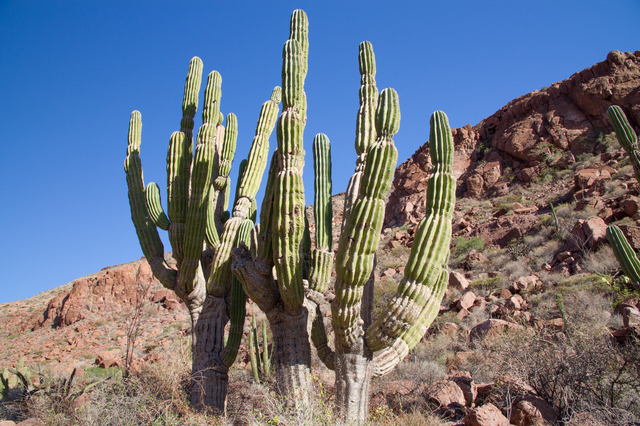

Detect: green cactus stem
[167,58,204,236]
[221,219,253,367]
[342,42,378,230]
[261,317,271,378]
[333,87,400,351]
[607,105,640,183]
[206,87,281,298]
[248,316,260,384]
[271,36,307,316]
[145,182,170,230]
[366,110,455,373]
[124,111,177,289]
[177,72,220,295]
[309,133,333,290]
[607,224,640,287]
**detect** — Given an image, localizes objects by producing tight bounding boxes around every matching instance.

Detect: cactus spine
[607,105,640,183]
[607,224,640,287]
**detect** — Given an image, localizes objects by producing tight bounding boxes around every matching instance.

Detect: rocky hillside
[386,50,640,227]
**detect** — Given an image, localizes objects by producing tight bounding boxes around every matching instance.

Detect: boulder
[457,292,477,311]
[470,319,522,341]
[95,350,122,368]
[464,403,509,426]
[510,395,557,426]
[510,276,538,292]
[569,217,608,250]
[425,380,466,409]
[450,271,470,292]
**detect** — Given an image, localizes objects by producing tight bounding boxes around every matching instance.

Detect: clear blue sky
[1,1,638,303]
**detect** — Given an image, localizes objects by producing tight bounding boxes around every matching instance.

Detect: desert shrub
[581,245,619,275]
[391,358,446,386]
[470,276,506,294]
[370,409,446,426]
[450,236,485,268]
[452,236,485,256]
[502,259,531,279]
[480,326,640,424]
[531,239,560,270]
[603,179,628,199]
[391,245,411,259]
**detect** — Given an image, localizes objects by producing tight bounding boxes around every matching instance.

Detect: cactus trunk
[266,303,313,407]
[190,295,229,412]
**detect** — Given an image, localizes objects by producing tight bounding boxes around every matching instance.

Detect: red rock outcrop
[30,258,178,330]
[386,50,640,227]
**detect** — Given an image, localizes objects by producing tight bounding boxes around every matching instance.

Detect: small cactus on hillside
[607,105,640,182]
[607,224,640,289]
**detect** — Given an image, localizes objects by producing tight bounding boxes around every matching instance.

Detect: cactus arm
[124,111,177,289]
[145,182,171,231]
[302,215,312,280]
[167,57,204,264]
[207,88,280,298]
[366,111,455,374]
[233,159,248,208]
[608,105,638,151]
[210,112,237,235]
[607,105,640,183]
[342,42,378,231]
[607,224,640,283]
[236,87,281,206]
[271,37,307,316]
[222,219,253,368]
[256,150,279,271]
[178,71,221,295]
[309,133,334,293]
[332,88,400,350]
[205,192,220,248]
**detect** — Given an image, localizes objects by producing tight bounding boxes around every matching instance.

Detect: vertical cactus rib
[145,182,170,231]
[365,111,455,365]
[124,111,177,289]
[333,88,400,350]
[607,224,640,284]
[222,219,253,367]
[309,133,333,293]
[607,105,640,183]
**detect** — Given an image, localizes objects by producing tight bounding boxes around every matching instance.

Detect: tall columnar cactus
[607,224,640,288]
[124,54,281,412]
[607,105,640,183]
[126,10,456,423]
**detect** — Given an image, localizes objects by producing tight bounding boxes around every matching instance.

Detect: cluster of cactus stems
[125,9,455,423]
[608,105,640,183]
[607,224,640,289]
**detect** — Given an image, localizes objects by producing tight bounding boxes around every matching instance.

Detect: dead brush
[476,302,640,424]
